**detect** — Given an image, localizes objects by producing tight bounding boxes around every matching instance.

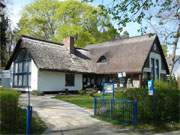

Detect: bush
[154,79,178,90]
[117,83,180,124]
[0,87,20,133]
[177,77,180,89]
[78,89,87,95]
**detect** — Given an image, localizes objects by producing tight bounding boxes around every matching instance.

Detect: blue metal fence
[93,97,138,125]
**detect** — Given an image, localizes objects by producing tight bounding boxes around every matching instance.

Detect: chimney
[63,36,74,54]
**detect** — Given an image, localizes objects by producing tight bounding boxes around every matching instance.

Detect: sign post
[26,75,32,135]
[147,80,156,123]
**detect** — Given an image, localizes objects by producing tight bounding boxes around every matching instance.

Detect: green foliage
[177,77,180,89]
[0,15,9,67]
[16,108,47,134]
[17,0,119,47]
[117,86,180,124]
[154,80,178,91]
[0,88,46,134]
[161,45,168,57]
[0,88,20,133]
[78,89,87,95]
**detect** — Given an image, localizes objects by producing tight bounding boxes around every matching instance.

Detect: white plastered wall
[30,60,38,91]
[38,70,82,91]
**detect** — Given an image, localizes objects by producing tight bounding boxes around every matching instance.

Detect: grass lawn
[55,90,124,109]
[55,94,96,108]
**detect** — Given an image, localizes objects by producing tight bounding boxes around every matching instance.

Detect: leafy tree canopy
[17,0,119,47]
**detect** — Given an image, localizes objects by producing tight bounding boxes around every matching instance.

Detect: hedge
[0,87,20,133]
[118,81,180,124]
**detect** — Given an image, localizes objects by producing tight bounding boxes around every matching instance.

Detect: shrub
[78,89,87,95]
[0,87,20,133]
[154,79,178,90]
[65,89,69,95]
[177,77,180,89]
[117,85,180,124]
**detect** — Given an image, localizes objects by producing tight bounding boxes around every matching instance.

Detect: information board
[148,80,154,96]
[103,83,114,94]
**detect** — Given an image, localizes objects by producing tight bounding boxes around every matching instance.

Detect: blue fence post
[110,98,114,119]
[26,105,32,135]
[132,99,138,125]
[93,97,97,115]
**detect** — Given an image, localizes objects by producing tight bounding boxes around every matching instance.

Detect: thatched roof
[6,36,95,73]
[85,34,157,74]
[6,34,168,74]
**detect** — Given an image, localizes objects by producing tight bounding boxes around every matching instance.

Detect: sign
[148,80,154,96]
[118,73,122,78]
[122,72,126,77]
[103,83,114,94]
[118,72,126,78]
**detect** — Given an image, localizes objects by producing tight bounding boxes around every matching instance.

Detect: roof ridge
[85,34,156,49]
[21,35,64,46]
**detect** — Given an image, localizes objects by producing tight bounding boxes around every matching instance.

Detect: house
[5,34,169,91]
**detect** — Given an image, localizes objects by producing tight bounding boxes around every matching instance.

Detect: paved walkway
[19,94,180,135]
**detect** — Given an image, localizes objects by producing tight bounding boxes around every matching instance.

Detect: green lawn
[55,92,119,109]
[55,94,95,108]
[55,90,125,109]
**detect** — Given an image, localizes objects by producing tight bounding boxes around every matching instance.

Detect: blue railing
[93,97,138,125]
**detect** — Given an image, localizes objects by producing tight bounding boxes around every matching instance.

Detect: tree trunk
[171,22,180,75]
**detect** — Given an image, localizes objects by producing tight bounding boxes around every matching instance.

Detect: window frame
[13,59,31,88]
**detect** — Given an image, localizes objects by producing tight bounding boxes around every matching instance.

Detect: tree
[17,0,118,47]
[84,0,179,74]
[0,2,8,68]
[161,44,168,57]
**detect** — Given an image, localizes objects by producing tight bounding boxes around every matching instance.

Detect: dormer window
[97,56,107,63]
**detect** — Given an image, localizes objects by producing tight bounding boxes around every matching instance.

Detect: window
[151,58,155,80]
[97,56,107,63]
[13,49,31,88]
[156,59,159,79]
[65,73,75,86]
[13,61,31,88]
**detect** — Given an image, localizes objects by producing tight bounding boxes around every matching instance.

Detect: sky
[6,0,180,55]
